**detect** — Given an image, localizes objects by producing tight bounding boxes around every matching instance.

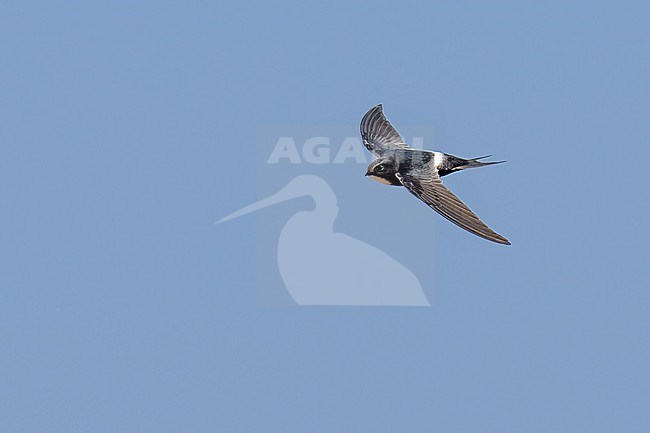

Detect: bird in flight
[361,104,510,245]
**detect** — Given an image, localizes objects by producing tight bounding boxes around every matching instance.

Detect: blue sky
[1,1,649,432]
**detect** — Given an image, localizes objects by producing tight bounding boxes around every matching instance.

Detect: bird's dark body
[395,150,433,174]
[369,150,476,186]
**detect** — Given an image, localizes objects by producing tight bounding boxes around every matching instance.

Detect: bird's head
[365,157,395,177]
[365,157,399,185]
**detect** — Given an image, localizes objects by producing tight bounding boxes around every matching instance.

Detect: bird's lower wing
[396,169,510,245]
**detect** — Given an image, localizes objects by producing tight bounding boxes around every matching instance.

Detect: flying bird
[361,104,510,245]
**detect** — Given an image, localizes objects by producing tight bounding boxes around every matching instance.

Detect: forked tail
[459,155,506,170]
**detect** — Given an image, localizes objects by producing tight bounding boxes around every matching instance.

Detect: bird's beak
[364,170,370,176]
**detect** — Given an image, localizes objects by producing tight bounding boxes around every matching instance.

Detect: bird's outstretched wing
[396,159,511,245]
[360,104,410,157]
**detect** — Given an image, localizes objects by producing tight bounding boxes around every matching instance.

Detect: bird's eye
[376,164,385,172]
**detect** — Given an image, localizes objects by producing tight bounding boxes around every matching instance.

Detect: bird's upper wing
[396,158,511,245]
[360,104,410,157]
